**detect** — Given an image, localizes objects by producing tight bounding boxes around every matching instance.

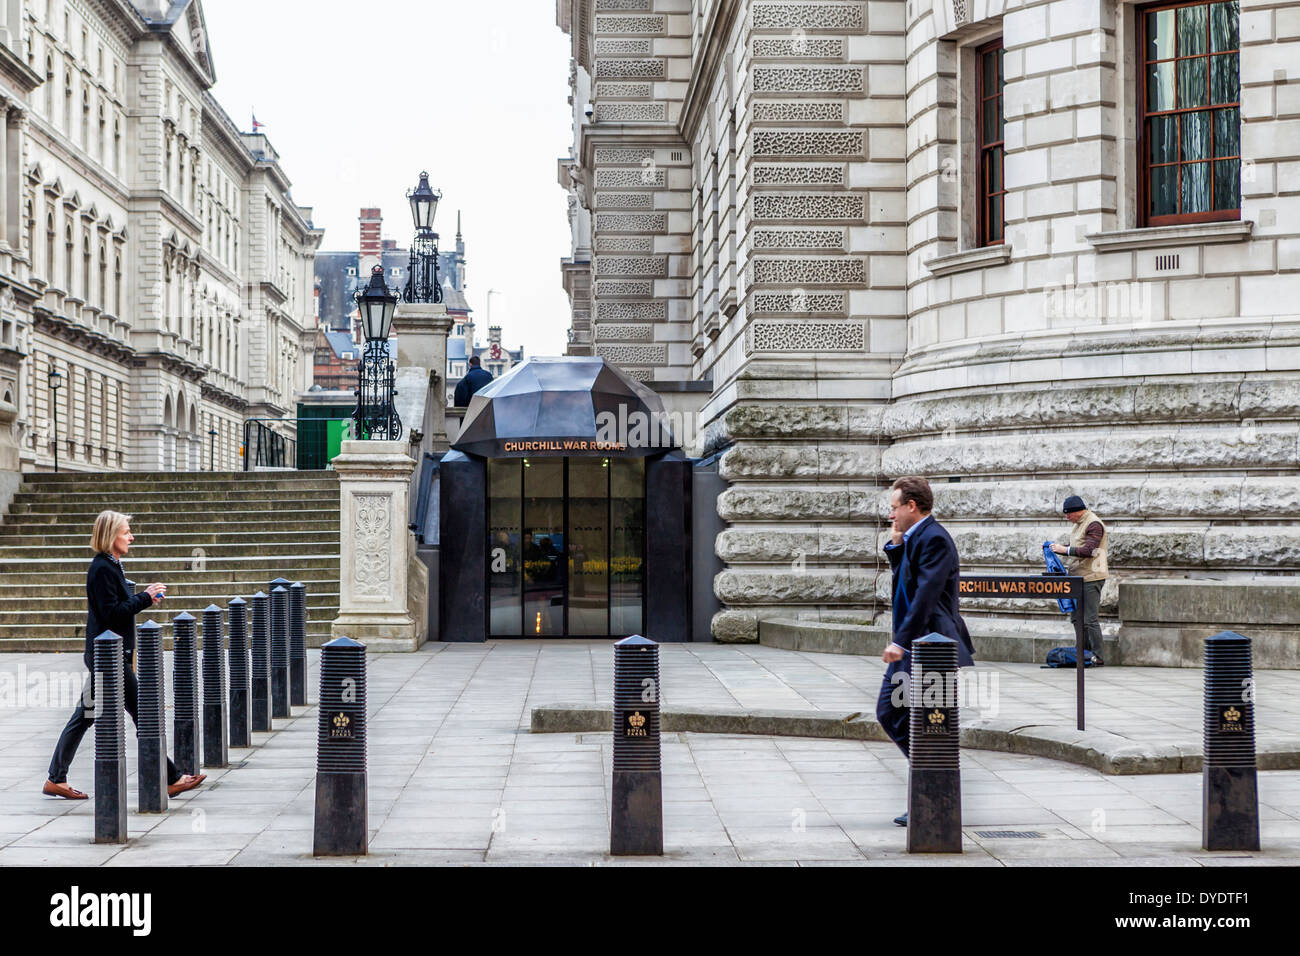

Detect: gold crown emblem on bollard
[333,712,350,730]
[1224,706,1240,723]
[927,709,946,725]
[629,711,646,728]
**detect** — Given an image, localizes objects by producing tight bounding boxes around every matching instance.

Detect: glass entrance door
[485,457,644,637]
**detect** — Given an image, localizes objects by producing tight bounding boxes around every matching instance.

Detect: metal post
[270,585,290,718]
[171,611,200,777]
[250,591,271,731]
[136,619,168,813]
[1202,631,1260,851]
[907,634,962,854]
[93,630,126,844]
[611,635,662,856]
[201,604,228,768]
[289,582,307,706]
[1071,575,1086,731]
[228,596,251,748]
[313,636,367,856]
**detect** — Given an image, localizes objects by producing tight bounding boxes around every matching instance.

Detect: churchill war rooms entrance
[440,357,694,643]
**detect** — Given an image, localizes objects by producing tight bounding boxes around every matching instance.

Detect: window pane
[1214,106,1239,156]
[1177,57,1207,108]
[488,458,522,636]
[523,458,564,636]
[1150,115,1178,164]
[1181,161,1211,213]
[982,97,999,144]
[1210,0,1238,52]
[982,49,997,95]
[988,194,1003,241]
[1213,158,1240,210]
[1148,61,1175,111]
[1147,9,1175,60]
[1211,52,1239,104]
[567,458,609,636]
[1150,164,1178,216]
[1181,110,1212,160]
[1177,4,1208,55]
[996,45,1003,84]
[609,458,644,637]
[989,145,1003,192]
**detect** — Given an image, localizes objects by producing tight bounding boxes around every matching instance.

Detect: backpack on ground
[1043,645,1097,668]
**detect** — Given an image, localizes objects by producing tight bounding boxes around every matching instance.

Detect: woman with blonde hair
[43,510,204,799]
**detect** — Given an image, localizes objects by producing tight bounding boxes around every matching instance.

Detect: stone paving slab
[1,642,1298,865]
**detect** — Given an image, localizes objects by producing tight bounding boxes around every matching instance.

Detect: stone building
[557,0,1300,658]
[0,0,321,490]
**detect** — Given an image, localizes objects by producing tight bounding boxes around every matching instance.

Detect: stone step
[23,469,338,483]
[5,498,341,516]
[0,517,339,533]
[0,602,339,623]
[0,556,341,575]
[10,487,340,503]
[0,529,339,546]
[0,629,339,653]
[0,541,340,559]
[0,591,339,610]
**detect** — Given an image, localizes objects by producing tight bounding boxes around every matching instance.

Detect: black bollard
[313,636,367,856]
[136,620,168,813]
[228,597,251,748]
[907,634,962,854]
[93,630,127,844]
[1202,631,1260,851]
[201,604,228,768]
[172,611,200,777]
[289,582,307,707]
[250,591,271,732]
[270,585,290,718]
[611,635,662,856]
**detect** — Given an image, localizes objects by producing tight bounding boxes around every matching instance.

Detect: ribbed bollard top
[270,586,289,669]
[201,604,225,696]
[228,597,249,682]
[250,591,269,679]
[1203,631,1256,768]
[172,612,199,720]
[289,582,306,655]
[316,637,366,773]
[909,635,961,770]
[613,635,660,773]
[93,631,125,758]
[136,620,165,738]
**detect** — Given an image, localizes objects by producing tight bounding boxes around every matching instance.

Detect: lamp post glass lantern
[404,171,442,304]
[48,364,62,473]
[353,265,402,441]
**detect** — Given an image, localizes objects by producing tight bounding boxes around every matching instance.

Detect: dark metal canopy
[451,356,679,458]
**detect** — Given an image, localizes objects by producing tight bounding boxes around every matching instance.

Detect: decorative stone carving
[596,0,650,9]
[595,39,653,56]
[596,82,654,98]
[953,0,970,26]
[752,66,865,94]
[595,255,668,277]
[595,323,654,342]
[747,320,867,352]
[597,299,668,321]
[751,227,847,250]
[751,290,847,313]
[752,163,845,186]
[751,256,866,285]
[595,102,668,122]
[752,101,845,123]
[597,167,667,188]
[596,212,667,232]
[595,147,657,164]
[596,279,654,296]
[752,38,845,58]
[751,2,866,31]
[596,343,668,365]
[595,192,655,209]
[751,129,864,157]
[596,235,654,252]
[594,58,666,78]
[353,493,392,597]
[595,15,666,33]
[752,193,865,221]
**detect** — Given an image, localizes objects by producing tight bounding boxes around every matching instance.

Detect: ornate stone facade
[0,0,321,483]
[559,0,1300,652]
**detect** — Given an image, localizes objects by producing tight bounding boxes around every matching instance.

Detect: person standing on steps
[453,355,494,407]
[875,476,975,828]
[43,510,205,800]
[1050,494,1109,665]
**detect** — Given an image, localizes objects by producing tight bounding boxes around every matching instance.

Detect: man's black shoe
[893,811,908,827]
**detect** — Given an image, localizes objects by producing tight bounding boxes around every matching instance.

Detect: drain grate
[973,830,1045,839]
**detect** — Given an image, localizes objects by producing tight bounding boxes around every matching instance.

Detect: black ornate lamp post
[48,364,62,473]
[404,171,442,303]
[352,265,401,441]
[208,428,217,471]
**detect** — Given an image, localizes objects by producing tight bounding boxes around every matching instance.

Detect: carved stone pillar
[391,300,453,461]
[330,439,425,651]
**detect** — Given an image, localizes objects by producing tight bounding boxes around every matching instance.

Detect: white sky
[204,0,575,360]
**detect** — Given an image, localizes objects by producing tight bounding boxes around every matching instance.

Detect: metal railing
[242,417,354,471]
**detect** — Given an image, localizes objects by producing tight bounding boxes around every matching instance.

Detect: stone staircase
[0,470,341,652]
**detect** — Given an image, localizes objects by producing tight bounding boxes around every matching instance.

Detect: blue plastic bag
[1042,541,1076,614]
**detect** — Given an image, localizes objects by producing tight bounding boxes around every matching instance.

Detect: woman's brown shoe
[167,773,206,797]
[43,780,88,799]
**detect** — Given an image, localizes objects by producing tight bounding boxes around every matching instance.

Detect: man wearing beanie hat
[1051,495,1108,664]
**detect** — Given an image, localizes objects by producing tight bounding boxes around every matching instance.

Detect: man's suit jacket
[82,552,153,670]
[883,516,975,668]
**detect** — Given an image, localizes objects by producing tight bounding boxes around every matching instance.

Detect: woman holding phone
[43,510,205,799]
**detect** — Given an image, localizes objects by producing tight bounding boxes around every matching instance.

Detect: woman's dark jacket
[83,551,152,669]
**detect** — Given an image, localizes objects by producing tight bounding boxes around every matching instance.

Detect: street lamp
[47,363,62,474]
[209,427,218,471]
[353,264,402,441]
[404,171,442,303]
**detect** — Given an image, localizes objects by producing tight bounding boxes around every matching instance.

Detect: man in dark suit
[875,476,975,826]
[453,355,494,407]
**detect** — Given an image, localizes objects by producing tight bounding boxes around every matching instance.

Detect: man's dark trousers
[1070,578,1105,657]
[48,657,181,786]
[877,655,912,757]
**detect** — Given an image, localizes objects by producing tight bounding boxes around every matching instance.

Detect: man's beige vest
[1066,509,1108,581]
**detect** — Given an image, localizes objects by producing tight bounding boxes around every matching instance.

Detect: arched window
[113,252,122,317]
[81,232,90,302]
[45,209,54,282]
[98,241,107,309]
[63,222,72,293]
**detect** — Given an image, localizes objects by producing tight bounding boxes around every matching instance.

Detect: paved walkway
[1,642,1298,865]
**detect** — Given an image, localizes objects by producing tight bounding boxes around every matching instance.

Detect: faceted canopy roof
[451,356,678,458]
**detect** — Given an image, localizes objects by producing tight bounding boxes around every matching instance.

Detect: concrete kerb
[529,704,1300,776]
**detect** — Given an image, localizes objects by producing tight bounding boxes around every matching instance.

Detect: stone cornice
[680,0,742,143]
[199,379,248,411]
[32,307,135,365]
[129,189,202,239]
[130,348,207,383]
[0,41,44,93]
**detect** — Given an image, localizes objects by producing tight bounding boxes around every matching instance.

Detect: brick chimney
[358,208,382,274]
